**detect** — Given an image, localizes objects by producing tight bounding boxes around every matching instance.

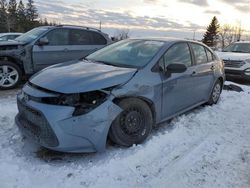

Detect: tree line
[0,0,56,33]
[202,16,244,48]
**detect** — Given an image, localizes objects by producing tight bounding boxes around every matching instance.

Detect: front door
[161,42,201,119]
[32,28,72,71]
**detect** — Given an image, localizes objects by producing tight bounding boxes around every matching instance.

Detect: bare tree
[233,22,243,42]
[219,22,245,49]
[113,29,130,41]
[219,24,234,49]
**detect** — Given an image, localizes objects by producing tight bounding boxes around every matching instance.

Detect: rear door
[189,43,215,101]
[67,29,107,58]
[32,28,72,71]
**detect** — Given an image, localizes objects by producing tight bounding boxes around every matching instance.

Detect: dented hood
[30,60,137,94]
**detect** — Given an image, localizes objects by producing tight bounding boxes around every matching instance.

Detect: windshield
[15,27,49,43]
[86,39,165,68]
[223,43,250,53]
[0,36,6,41]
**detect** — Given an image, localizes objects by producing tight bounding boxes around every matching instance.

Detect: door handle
[191,71,197,76]
[63,48,69,52]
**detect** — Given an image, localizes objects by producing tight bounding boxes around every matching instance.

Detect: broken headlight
[42,91,108,116]
[59,94,80,106]
[72,91,107,116]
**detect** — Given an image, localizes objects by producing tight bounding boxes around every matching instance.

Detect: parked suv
[0,25,111,89]
[216,41,250,81]
[16,38,225,153]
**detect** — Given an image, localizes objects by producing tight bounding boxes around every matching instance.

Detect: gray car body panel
[16,38,225,153]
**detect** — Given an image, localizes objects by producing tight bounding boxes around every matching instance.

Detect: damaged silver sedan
[15,38,225,153]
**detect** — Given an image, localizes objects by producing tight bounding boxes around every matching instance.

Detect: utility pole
[99,21,102,31]
[193,30,196,41]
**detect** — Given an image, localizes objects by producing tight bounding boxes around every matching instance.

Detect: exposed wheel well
[113,96,156,124]
[0,56,24,74]
[218,77,224,91]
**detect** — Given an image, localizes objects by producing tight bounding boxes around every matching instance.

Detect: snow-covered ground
[0,82,250,188]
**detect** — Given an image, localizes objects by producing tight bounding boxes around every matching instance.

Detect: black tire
[0,61,22,90]
[207,80,222,105]
[109,98,153,147]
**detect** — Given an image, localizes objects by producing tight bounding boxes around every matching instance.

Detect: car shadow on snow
[223,84,244,92]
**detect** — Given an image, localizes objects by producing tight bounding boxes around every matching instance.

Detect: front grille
[223,60,245,68]
[225,69,242,75]
[17,99,59,147]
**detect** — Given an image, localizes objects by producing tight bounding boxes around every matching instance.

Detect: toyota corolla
[15,38,225,153]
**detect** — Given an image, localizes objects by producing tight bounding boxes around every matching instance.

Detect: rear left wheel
[109,98,153,147]
[207,80,222,105]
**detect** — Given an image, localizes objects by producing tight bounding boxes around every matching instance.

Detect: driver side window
[44,29,70,46]
[164,43,192,67]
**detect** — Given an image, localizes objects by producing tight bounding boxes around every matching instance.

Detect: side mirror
[37,37,49,46]
[166,63,187,74]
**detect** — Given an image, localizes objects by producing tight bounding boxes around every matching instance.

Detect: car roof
[38,25,104,33]
[129,37,202,44]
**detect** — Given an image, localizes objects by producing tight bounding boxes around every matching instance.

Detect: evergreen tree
[17,0,26,32]
[0,0,8,32]
[202,16,220,47]
[8,0,17,31]
[26,0,38,22]
[25,0,39,30]
[0,0,54,33]
[44,18,48,26]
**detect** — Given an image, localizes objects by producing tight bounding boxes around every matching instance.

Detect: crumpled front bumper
[15,86,122,153]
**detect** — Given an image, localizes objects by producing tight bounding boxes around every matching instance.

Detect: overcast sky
[34,0,250,39]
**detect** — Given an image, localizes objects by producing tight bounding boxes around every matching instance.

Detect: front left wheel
[109,98,153,147]
[0,61,22,90]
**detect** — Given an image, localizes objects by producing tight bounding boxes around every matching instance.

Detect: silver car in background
[16,38,225,153]
[0,32,23,41]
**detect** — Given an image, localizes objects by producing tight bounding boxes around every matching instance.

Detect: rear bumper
[15,94,122,153]
[225,69,250,81]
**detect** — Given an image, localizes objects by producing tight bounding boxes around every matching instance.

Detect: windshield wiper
[232,50,247,53]
[98,61,138,68]
[96,61,117,66]
[84,59,138,69]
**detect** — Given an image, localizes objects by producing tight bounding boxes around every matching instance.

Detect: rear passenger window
[69,29,92,45]
[191,43,208,64]
[206,49,213,62]
[91,32,107,45]
[164,43,192,67]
